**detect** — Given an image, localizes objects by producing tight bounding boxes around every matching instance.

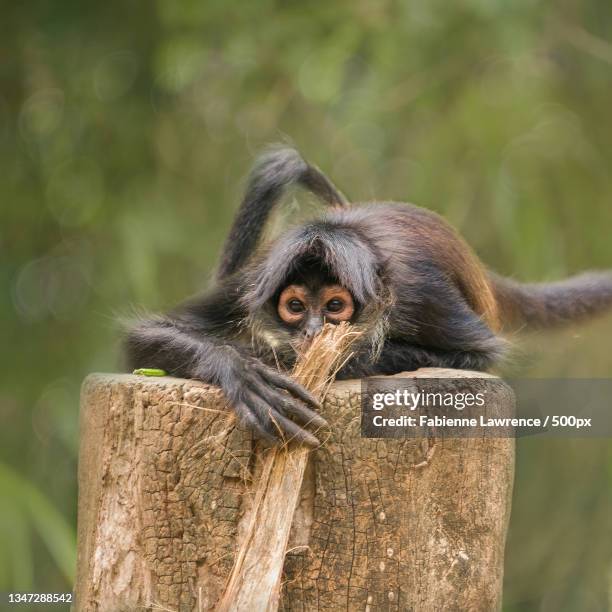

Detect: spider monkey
[125,146,612,445]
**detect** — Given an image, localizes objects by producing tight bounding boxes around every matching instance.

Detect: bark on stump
[76,369,514,611]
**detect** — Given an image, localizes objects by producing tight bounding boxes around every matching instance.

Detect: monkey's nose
[301,329,317,345]
[299,331,318,352]
[301,319,323,344]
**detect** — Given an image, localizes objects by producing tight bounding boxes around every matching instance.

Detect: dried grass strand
[216,323,361,612]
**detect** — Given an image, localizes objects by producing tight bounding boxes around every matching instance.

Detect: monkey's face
[277,283,355,344]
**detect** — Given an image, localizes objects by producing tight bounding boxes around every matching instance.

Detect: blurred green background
[1,1,612,609]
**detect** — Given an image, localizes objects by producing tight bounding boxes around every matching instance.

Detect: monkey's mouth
[292,320,346,355]
[293,335,316,354]
[291,331,325,356]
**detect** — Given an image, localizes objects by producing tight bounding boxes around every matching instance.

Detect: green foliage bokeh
[1,1,612,609]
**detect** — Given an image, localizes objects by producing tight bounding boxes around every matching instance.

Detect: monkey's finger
[270,412,320,447]
[252,363,321,409]
[246,379,327,430]
[264,389,327,431]
[244,391,320,447]
[245,376,322,428]
[233,402,278,445]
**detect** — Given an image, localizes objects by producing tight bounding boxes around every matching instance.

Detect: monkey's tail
[217,145,348,279]
[490,271,612,330]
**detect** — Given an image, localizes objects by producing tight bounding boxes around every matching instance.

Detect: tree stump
[75,369,514,611]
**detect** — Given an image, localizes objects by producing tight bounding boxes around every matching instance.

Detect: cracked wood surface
[76,369,514,611]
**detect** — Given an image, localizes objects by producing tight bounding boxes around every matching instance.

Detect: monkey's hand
[199,347,327,447]
[125,320,326,446]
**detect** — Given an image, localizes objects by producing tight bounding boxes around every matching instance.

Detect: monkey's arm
[337,338,501,379]
[217,146,347,280]
[124,294,326,446]
[339,286,508,377]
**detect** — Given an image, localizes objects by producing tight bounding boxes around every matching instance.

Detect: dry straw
[216,322,361,612]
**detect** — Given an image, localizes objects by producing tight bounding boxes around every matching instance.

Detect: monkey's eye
[287,299,306,314]
[320,286,354,321]
[277,285,309,324]
[325,298,344,313]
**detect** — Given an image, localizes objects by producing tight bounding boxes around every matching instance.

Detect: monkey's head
[243,222,391,357]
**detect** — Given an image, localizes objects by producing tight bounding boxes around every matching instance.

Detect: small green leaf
[132,368,168,377]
